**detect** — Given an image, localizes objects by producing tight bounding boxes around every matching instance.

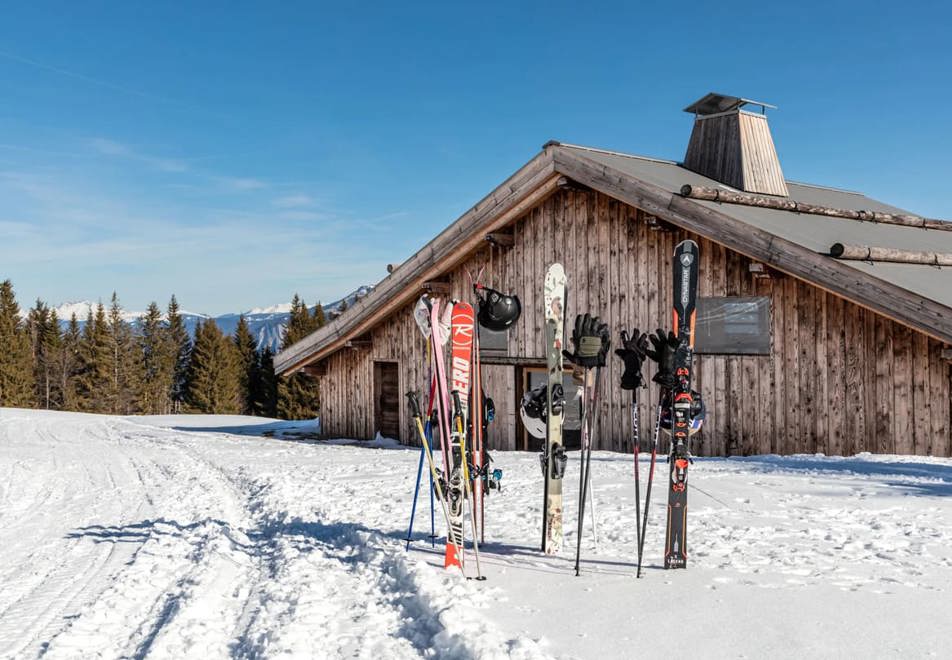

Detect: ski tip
[444,543,463,569]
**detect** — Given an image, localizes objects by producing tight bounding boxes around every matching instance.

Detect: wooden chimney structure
[683,93,789,197]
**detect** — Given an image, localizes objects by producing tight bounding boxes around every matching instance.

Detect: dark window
[695,297,771,355]
[521,367,582,451]
[478,325,509,355]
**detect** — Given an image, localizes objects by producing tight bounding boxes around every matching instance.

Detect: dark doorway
[374,361,401,441]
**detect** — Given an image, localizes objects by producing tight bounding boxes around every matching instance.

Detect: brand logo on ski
[680,268,692,306]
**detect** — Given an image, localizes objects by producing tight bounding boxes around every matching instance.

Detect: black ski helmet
[475,286,522,331]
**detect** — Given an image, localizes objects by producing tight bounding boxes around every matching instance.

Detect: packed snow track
[1,409,950,659]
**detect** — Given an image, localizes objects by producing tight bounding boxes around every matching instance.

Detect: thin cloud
[273,194,314,208]
[217,176,268,191]
[279,210,324,222]
[0,48,232,120]
[87,137,190,173]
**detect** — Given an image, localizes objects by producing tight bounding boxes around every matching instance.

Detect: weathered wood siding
[316,189,952,456]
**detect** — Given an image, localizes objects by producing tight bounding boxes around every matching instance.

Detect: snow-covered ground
[1,409,950,659]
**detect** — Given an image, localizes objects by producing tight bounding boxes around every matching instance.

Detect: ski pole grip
[406,391,421,418]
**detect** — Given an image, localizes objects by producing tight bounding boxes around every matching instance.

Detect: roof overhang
[276,144,952,375]
[274,148,560,374]
[550,147,952,346]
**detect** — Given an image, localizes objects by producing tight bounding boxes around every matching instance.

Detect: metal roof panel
[560,144,952,309]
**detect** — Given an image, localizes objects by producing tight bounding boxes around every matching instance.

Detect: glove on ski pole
[562,313,611,368]
[614,328,648,390]
[644,329,680,389]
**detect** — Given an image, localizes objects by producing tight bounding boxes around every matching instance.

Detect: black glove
[645,329,680,389]
[614,328,648,390]
[562,313,610,368]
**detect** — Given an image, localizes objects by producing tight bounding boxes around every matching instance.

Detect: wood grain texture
[313,186,952,456]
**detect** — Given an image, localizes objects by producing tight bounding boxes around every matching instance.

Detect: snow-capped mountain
[49,285,374,352]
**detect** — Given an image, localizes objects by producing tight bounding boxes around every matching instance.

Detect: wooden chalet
[275,93,952,457]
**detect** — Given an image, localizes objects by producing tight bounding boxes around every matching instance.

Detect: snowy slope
[1,408,950,658]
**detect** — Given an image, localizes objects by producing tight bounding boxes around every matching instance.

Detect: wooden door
[374,361,401,441]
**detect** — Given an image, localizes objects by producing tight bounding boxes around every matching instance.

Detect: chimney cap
[684,92,777,116]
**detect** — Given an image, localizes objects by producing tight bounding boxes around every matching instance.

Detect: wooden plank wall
[316,189,952,456]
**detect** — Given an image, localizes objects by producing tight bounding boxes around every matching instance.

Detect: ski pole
[586,367,604,548]
[637,391,666,578]
[575,366,598,576]
[588,479,599,549]
[427,420,436,548]
[631,389,642,570]
[407,392,462,577]
[454,390,485,581]
[405,443,426,551]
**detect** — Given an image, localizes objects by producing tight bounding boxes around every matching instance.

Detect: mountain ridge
[42,285,374,352]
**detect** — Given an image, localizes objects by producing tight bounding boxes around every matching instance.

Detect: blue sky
[1,1,949,315]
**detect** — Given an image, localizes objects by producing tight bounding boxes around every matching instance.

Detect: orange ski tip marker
[444,543,463,569]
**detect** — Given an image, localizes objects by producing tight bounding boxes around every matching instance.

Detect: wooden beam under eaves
[345,338,373,349]
[556,175,590,192]
[422,281,451,295]
[485,232,514,247]
[301,363,328,377]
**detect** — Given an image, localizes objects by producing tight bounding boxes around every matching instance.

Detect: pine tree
[233,315,258,415]
[255,347,278,418]
[313,301,326,327]
[105,293,140,414]
[185,319,242,414]
[0,280,35,407]
[139,302,175,414]
[76,303,112,412]
[167,295,192,413]
[59,314,82,411]
[27,299,62,409]
[277,294,322,420]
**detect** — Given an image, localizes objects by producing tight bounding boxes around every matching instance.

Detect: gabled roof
[275,143,952,375]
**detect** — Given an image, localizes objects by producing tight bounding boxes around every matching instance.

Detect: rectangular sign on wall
[695,296,771,355]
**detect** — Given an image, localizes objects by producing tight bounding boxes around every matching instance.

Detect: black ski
[664,239,699,570]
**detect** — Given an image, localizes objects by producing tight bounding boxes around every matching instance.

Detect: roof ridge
[785,179,864,196]
[557,142,869,198]
[554,142,679,166]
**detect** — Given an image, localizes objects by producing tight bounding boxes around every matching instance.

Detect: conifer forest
[0,279,325,420]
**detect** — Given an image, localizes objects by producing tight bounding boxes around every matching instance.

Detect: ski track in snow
[1,408,951,658]
[0,410,545,660]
